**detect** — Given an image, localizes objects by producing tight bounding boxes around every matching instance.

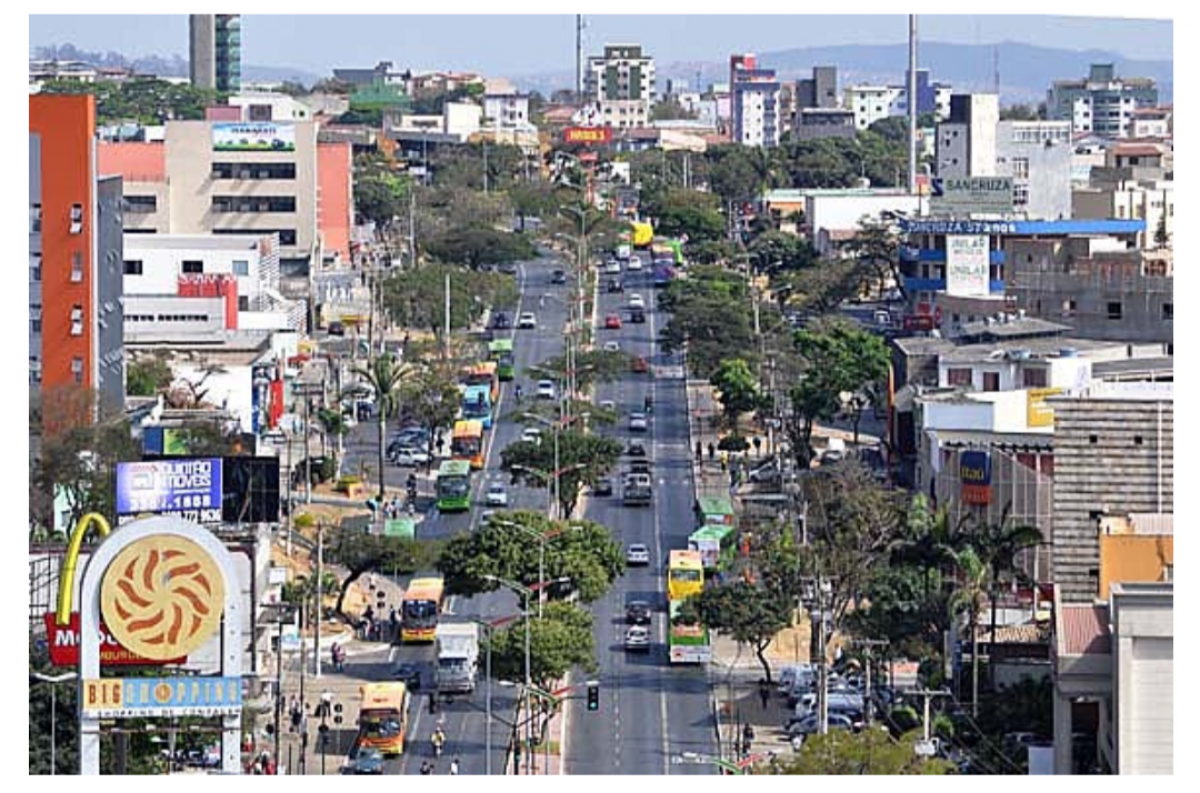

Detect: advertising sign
[81,676,243,718]
[887,661,921,691]
[43,613,185,667]
[115,458,222,518]
[901,219,1017,235]
[563,126,612,144]
[945,235,991,297]
[212,122,296,152]
[384,518,416,539]
[931,177,1014,216]
[960,450,992,505]
[1027,387,1063,428]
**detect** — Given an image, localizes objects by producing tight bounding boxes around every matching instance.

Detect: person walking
[449,757,460,775]
[695,441,703,461]
[758,679,771,709]
[420,761,433,775]
[707,442,716,462]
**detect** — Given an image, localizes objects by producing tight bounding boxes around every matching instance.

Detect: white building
[936,93,1000,179]
[1126,107,1172,139]
[227,92,313,122]
[996,120,1073,220]
[844,85,901,131]
[483,93,531,129]
[584,44,656,130]
[123,233,282,311]
[732,73,781,147]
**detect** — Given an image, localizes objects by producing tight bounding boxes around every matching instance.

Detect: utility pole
[407,189,416,269]
[483,134,489,195]
[854,639,889,726]
[907,13,919,194]
[444,271,451,361]
[575,15,584,103]
[314,523,324,679]
[912,689,951,749]
[304,394,312,504]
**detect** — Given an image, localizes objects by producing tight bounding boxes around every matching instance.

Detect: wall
[29,133,42,382]
[172,362,256,433]
[124,294,227,335]
[1099,535,1172,599]
[1110,586,1173,774]
[997,122,1072,220]
[806,193,921,247]
[95,176,126,411]
[123,236,270,308]
[317,142,353,262]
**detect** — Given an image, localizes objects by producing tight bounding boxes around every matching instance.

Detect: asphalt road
[562,251,718,775]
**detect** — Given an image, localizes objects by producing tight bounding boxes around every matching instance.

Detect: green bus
[696,496,735,528]
[667,599,712,664]
[488,338,515,382]
[435,460,472,512]
[688,524,735,571]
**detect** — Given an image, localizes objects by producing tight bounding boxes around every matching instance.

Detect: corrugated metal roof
[1128,513,1174,535]
[974,622,1051,645]
[1059,605,1111,656]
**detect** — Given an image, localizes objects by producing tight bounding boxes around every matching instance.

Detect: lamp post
[491,516,582,618]
[31,671,76,775]
[262,602,298,773]
[800,575,835,736]
[469,614,519,775]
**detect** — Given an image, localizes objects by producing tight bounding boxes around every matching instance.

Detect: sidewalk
[685,379,731,503]
[503,679,568,775]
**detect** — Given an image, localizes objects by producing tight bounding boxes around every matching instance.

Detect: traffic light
[586,681,599,712]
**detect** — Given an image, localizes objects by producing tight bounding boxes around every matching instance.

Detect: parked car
[624,625,651,651]
[606,278,624,293]
[592,476,614,496]
[784,712,856,737]
[536,380,556,400]
[390,446,429,467]
[628,412,648,432]
[604,314,623,330]
[625,599,652,623]
[625,544,651,566]
[603,341,621,352]
[485,483,508,507]
[628,293,645,310]
[393,662,422,690]
[492,311,513,330]
[629,308,646,324]
[551,269,567,284]
[517,312,538,329]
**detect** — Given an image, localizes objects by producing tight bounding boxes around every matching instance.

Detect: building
[1048,382,1173,604]
[936,94,1000,178]
[227,92,313,122]
[1073,181,1172,253]
[29,94,125,417]
[793,108,857,141]
[189,14,241,92]
[332,60,409,88]
[1125,106,1172,139]
[889,69,953,120]
[97,120,353,271]
[584,44,656,130]
[29,59,99,88]
[483,92,531,129]
[844,84,902,131]
[730,55,781,148]
[995,120,1073,219]
[1047,64,1158,138]
[797,66,838,110]
[1098,514,1173,601]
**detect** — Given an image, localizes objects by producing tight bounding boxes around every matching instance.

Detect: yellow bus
[463,361,500,405]
[401,575,446,643]
[357,682,410,756]
[667,549,704,602]
[451,419,485,469]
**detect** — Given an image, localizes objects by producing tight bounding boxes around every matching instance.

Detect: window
[71,252,84,283]
[1014,184,1030,206]
[232,259,250,276]
[182,260,204,274]
[212,195,297,213]
[69,203,83,234]
[29,356,41,385]
[1022,368,1048,388]
[71,356,84,384]
[982,372,1001,392]
[70,305,84,336]
[212,162,297,180]
[238,295,250,311]
[30,204,42,233]
[30,255,42,283]
[1107,301,1123,320]
[1088,435,1099,445]
[947,368,972,387]
[1012,157,1030,179]
[1162,302,1173,321]
[123,195,158,214]
[124,260,144,276]
[1133,435,1144,446]
[30,304,42,334]
[213,228,297,246]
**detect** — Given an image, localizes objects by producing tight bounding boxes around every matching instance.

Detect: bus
[688,524,735,571]
[460,383,494,429]
[400,574,446,643]
[696,496,736,528]
[488,339,515,381]
[463,361,500,404]
[435,460,472,512]
[667,549,705,602]
[451,419,485,470]
[357,682,410,756]
[668,599,713,664]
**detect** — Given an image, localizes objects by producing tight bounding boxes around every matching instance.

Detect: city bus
[451,419,485,470]
[667,549,705,602]
[357,682,410,756]
[464,361,500,404]
[688,524,735,572]
[435,460,472,512]
[696,496,736,528]
[488,338,515,381]
[668,599,713,664]
[460,383,494,429]
[400,574,446,643]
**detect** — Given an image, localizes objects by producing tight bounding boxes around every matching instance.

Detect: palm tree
[947,546,989,718]
[891,495,971,601]
[315,407,349,479]
[352,354,417,500]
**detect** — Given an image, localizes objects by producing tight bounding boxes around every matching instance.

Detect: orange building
[317,141,352,262]
[29,94,125,424]
[1098,513,1173,599]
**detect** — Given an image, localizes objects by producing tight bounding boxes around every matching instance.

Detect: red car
[631,356,649,374]
[605,314,623,330]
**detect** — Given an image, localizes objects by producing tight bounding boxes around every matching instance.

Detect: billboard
[960,451,992,505]
[1027,387,1063,428]
[81,676,243,718]
[931,177,1014,216]
[563,126,612,144]
[945,235,991,297]
[115,458,222,520]
[221,456,280,524]
[212,122,296,152]
[43,613,186,667]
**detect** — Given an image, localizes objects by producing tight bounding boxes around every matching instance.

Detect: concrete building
[97,120,353,270]
[936,94,1000,178]
[797,66,838,110]
[761,188,920,254]
[1047,64,1158,138]
[1048,382,1172,604]
[844,84,901,131]
[29,94,125,418]
[888,69,953,120]
[483,92,531,129]
[332,60,409,88]
[1074,141,1173,250]
[995,120,1073,219]
[227,92,313,122]
[1126,106,1172,139]
[189,14,241,92]
[730,55,781,148]
[1097,514,1172,601]
[122,233,283,311]
[584,44,656,129]
[793,108,857,141]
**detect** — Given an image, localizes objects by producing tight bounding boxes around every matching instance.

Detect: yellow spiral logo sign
[99,535,225,661]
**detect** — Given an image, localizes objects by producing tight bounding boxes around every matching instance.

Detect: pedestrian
[719,451,728,472]
[707,442,716,462]
[368,573,377,592]
[758,679,771,709]
[420,761,432,775]
[753,436,763,457]
[449,757,460,775]
[695,441,703,461]
[330,642,340,672]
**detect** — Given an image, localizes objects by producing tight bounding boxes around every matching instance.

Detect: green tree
[999,103,1041,121]
[868,116,911,143]
[125,357,173,397]
[39,77,222,124]
[528,349,629,396]
[398,364,462,464]
[710,358,763,430]
[328,531,444,617]
[643,188,726,243]
[947,546,989,716]
[1154,212,1170,248]
[32,413,141,534]
[437,510,624,603]
[381,263,518,337]
[649,97,698,121]
[748,230,816,274]
[762,729,952,775]
[485,602,597,691]
[659,266,757,378]
[678,580,791,683]
[500,430,622,518]
[353,152,412,235]
[846,217,905,299]
[315,407,349,474]
[352,354,417,499]
[770,257,864,316]
[424,225,537,270]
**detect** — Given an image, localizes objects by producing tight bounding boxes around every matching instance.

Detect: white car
[628,293,645,310]
[604,260,621,275]
[603,341,621,353]
[599,399,616,413]
[626,257,643,272]
[517,312,538,329]
[628,412,648,432]
[624,625,651,651]
[625,543,650,565]
[521,426,543,445]
[485,483,508,507]
[390,446,429,466]
[536,380,556,400]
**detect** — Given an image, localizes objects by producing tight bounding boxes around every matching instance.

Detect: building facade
[936,93,1000,179]
[995,120,1073,219]
[844,84,901,131]
[730,57,781,148]
[189,14,241,92]
[29,94,125,417]
[483,93,531,129]
[1047,64,1158,138]
[584,44,656,129]
[797,66,838,111]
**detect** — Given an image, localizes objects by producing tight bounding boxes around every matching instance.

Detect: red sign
[43,613,186,667]
[564,127,612,144]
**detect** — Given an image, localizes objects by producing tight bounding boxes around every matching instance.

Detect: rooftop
[1058,605,1111,656]
[955,316,1073,340]
[123,233,272,252]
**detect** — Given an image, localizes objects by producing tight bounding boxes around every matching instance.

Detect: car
[625,544,651,566]
[626,257,643,272]
[603,341,621,353]
[551,269,567,285]
[626,439,647,457]
[598,399,616,413]
[606,278,624,293]
[592,476,614,496]
[485,483,508,507]
[628,294,645,310]
[604,314,623,330]
[390,446,429,467]
[492,311,513,330]
[393,662,422,689]
[499,262,519,274]
[348,747,385,775]
[628,412,648,432]
[604,260,622,275]
[784,712,855,737]
[629,308,646,324]
[521,426,543,445]
[630,356,649,374]
[517,312,537,329]
[625,599,652,623]
[327,321,345,337]
[624,625,651,651]
[536,379,556,400]
[628,459,652,476]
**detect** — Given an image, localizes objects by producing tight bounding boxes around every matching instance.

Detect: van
[778,663,815,694]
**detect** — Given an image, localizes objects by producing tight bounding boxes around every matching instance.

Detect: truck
[623,472,653,506]
[616,243,632,261]
[434,623,479,695]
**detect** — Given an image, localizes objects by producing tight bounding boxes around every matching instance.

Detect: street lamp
[31,671,76,775]
[800,575,835,736]
[469,614,519,776]
[490,516,582,618]
[261,602,298,773]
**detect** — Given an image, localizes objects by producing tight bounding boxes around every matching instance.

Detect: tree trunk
[971,607,980,718]
[755,640,774,685]
[988,568,1001,690]
[378,412,388,500]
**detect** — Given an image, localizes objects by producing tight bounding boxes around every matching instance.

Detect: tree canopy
[678,580,792,683]
[760,729,952,775]
[485,602,597,691]
[710,358,763,429]
[423,225,538,270]
[381,263,518,335]
[658,266,757,378]
[39,77,222,125]
[499,431,623,518]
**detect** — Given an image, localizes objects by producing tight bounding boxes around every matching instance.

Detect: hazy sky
[29,14,1172,78]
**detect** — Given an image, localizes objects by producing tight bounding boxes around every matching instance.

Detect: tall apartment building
[189,14,241,92]
[1048,382,1173,603]
[844,84,901,131]
[730,54,781,148]
[1047,63,1157,138]
[97,120,353,270]
[845,70,952,131]
[995,120,1073,219]
[584,44,655,129]
[797,66,838,111]
[936,93,1000,178]
[29,94,125,417]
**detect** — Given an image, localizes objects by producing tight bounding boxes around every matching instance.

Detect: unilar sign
[960,451,992,505]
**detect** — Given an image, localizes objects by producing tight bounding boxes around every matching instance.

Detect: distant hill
[32,43,322,88]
